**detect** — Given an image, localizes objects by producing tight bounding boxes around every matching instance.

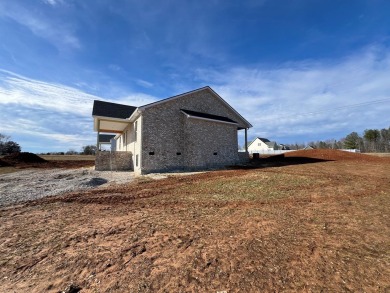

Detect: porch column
[96,119,100,151]
[245,128,248,152]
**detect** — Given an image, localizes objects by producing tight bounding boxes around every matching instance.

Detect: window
[136,154,139,167]
[258,143,261,146]
[176,152,181,155]
[213,152,218,155]
[149,152,155,155]
[123,132,126,147]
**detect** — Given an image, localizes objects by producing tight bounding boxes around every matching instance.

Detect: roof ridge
[139,86,211,108]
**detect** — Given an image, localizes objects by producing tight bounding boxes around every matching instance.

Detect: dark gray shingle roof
[181,109,238,124]
[98,134,115,143]
[92,100,137,119]
[258,137,270,142]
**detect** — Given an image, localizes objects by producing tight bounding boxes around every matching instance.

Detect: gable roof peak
[139,86,252,128]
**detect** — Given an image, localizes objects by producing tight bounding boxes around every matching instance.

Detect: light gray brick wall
[140,91,242,173]
[95,151,133,171]
[184,118,239,169]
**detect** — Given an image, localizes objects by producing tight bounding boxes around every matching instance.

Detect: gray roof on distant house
[181,109,238,124]
[92,100,137,119]
[265,141,277,147]
[99,134,115,143]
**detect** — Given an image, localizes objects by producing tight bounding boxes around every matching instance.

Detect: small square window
[176,152,181,155]
[149,152,155,155]
[213,152,218,155]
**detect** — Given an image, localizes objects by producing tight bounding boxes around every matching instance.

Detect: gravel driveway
[0,167,134,207]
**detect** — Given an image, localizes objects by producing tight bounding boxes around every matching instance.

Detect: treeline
[0,134,21,155]
[283,126,390,153]
[283,140,343,151]
[342,127,390,152]
[41,145,97,156]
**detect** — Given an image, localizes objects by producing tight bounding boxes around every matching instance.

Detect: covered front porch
[93,115,133,171]
[94,116,131,151]
[238,127,250,163]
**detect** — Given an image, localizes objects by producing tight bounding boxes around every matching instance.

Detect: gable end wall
[140,91,240,173]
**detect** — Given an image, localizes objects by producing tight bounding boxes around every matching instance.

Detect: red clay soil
[284,149,388,162]
[0,150,389,292]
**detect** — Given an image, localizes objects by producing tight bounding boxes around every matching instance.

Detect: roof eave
[127,108,142,122]
[181,111,239,126]
[140,86,252,128]
[93,115,132,132]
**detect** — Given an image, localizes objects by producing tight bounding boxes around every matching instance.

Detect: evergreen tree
[343,132,362,149]
[364,129,381,152]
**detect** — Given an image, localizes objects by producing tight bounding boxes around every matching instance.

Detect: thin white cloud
[0,70,97,116]
[0,1,80,50]
[108,64,121,71]
[42,0,64,6]
[195,46,390,142]
[135,79,154,88]
[0,70,159,152]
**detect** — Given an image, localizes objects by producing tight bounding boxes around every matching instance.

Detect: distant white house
[248,137,279,153]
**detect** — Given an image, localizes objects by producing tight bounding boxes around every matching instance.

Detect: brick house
[92,86,252,175]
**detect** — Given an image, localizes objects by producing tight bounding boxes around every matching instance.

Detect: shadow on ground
[231,154,332,170]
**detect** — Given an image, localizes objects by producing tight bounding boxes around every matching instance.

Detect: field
[0,150,389,292]
[40,154,96,161]
[0,154,95,175]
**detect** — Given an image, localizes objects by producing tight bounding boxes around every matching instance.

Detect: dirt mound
[0,158,11,167]
[2,152,47,164]
[284,149,387,162]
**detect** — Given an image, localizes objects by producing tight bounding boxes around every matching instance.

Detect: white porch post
[96,119,100,151]
[245,128,248,152]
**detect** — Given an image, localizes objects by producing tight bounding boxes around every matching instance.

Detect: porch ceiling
[94,116,131,133]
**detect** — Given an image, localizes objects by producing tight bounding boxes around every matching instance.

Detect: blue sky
[1,0,390,153]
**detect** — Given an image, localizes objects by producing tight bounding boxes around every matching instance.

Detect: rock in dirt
[60,283,82,293]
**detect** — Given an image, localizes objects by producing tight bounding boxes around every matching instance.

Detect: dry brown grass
[1,150,389,292]
[40,155,96,161]
[365,152,390,157]
[0,166,19,175]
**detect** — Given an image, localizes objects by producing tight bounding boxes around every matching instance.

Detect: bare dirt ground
[1,150,390,292]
